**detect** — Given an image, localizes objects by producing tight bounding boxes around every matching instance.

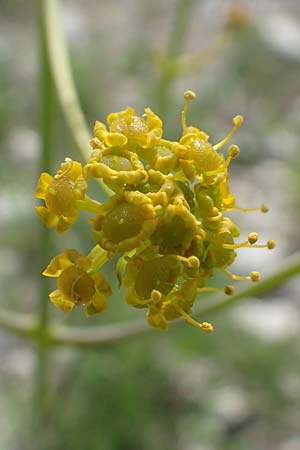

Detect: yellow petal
[35,206,58,228]
[105,132,127,147]
[60,160,83,181]
[43,250,78,277]
[106,108,136,125]
[147,309,168,331]
[49,290,74,313]
[35,172,53,199]
[56,211,78,234]
[85,293,107,316]
[93,272,112,296]
[94,120,107,139]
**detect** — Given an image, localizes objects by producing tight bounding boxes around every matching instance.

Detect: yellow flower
[178,91,243,183]
[36,89,275,334]
[136,170,176,207]
[137,139,181,173]
[179,128,225,182]
[93,107,163,149]
[124,249,212,331]
[92,191,158,253]
[35,159,87,233]
[150,201,199,255]
[124,251,182,308]
[43,248,112,316]
[85,146,148,189]
[146,278,199,330]
[203,218,239,271]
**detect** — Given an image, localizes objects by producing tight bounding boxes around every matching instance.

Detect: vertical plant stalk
[41,0,112,195]
[36,0,55,412]
[41,0,90,158]
[155,0,195,116]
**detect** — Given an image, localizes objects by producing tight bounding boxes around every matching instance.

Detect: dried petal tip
[184,90,196,101]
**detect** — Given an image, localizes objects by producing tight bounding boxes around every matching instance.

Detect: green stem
[198,253,300,318]
[41,0,112,195]
[154,0,195,116]
[46,251,300,346]
[1,252,300,347]
[41,0,90,158]
[36,0,55,412]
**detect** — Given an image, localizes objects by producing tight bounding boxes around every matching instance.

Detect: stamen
[222,241,248,250]
[197,285,234,295]
[177,255,200,270]
[224,144,240,168]
[248,232,258,244]
[182,90,196,132]
[250,239,276,250]
[197,287,224,293]
[213,115,244,150]
[222,268,251,281]
[235,203,269,213]
[173,303,213,333]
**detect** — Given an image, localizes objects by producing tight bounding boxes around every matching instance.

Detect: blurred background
[1,1,300,449]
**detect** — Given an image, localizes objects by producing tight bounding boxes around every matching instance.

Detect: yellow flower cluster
[36,91,275,332]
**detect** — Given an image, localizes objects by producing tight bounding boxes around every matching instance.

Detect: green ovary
[100,154,133,171]
[135,256,181,299]
[102,203,145,243]
[152,216,192,253]
[58,266,95,304]
[45,176,75,215]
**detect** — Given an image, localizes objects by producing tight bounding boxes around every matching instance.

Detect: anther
[222,268,251,281]
[173,303,214,333]
[182,90,196,131]
[224,285,235,295]
[151,289,162,303]
[228,144,240,159]
[250,271,260,282]
[184,90,197,101]
[248,232,258,245]
[233,115,244,127]
[201,322,214,333]
[213,114,244,150]
[261,204,269,213]
[267,239,276,250]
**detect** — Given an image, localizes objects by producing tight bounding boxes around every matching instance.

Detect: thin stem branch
[154,0,195,116]
[198,253,300,318]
